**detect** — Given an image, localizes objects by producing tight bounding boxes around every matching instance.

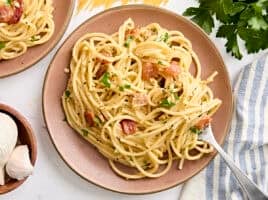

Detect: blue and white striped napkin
[180,53,268,200]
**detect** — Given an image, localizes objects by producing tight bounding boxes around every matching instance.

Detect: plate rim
[0,0,75,78]
[42,4,234,195]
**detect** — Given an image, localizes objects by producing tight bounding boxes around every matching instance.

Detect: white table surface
[0,1,264,199]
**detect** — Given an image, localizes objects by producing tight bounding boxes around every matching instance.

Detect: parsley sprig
[160,98,175,108]
[183,0,268,59]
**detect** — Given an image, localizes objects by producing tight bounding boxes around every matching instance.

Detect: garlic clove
[5,145,33,181]
[0,112,18,185]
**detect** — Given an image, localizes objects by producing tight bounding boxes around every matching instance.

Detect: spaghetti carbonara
[62,19,221,179]
[0,0,54,60]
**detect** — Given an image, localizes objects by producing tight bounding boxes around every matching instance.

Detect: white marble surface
[0,1,264,199]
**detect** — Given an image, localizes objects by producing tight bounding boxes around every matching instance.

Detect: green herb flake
[158,60,163,65]
[124,84,131,89]
[101,72,111,88]
[82,129,89,137]
[174,93,180,100]
[190,127,202,134]
[65,90,71,98]
[0,42,6,50]
[124,35,134,48]
[6,0,11,5]
[31,36,38,42]
[160,98,175,108]
[159,32,169,43]
[93,117,102,126]
[119,84,131,91]
[119,86,124,91]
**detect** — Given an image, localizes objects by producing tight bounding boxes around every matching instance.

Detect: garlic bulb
[6,145,33,181]
[0,112,18,185]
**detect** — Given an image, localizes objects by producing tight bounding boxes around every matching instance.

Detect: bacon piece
[195,116,212,130]
[132,93,148,107]
[162,61,181,78]
[0,0,23,24]
[142,62,158,81]
[84,111,95,127]
[125,28,139,38]
[95,65,107,79]
[120,119,137,135]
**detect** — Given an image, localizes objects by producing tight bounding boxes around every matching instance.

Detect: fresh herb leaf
[0,42,5,50]
[183,0,268,59]
[238,27,268,53]
[183,7,215,34]
[124,35,133,48]
[160,98,175,108]
[190,127,202,134]
[6,0,11,5]
[81,129,89,137]
[65,90,71,98]
[216,25,242,59]
[101,72,111,88]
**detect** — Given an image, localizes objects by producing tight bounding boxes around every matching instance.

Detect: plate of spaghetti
[43,5,233,194]
[0,0,74,77]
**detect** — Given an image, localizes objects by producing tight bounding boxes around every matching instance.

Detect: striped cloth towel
[180,53,268,200]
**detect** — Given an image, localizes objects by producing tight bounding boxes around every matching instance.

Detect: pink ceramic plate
[43,5,233,194]
[0,0,75,78]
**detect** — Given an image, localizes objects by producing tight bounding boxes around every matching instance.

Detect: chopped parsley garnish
[82,129,89,137]
[0,42,6,50]
[6,0,11,5]
[65,90,71,98]
[124,84,131,89]
[119,86,124,91]
[160,98,175,108]
[124,35,134,48]
[119,84,131,91]
[101,72,111,88]
[93,117,102,126]
[31,36,38,42]
[159,32,169,42]
[174,93,180,100]
[190,127,202,134]
[158,60,163,65]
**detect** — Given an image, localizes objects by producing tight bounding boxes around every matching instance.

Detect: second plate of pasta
[43,5,233,194]
[0,0,75,77]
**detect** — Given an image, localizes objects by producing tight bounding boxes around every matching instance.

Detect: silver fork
[200,125,268,200]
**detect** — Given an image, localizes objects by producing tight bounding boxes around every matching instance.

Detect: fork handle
[212,141,268,200]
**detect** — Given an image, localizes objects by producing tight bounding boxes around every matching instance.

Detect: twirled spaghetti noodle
[62,18,221,179]
[0,0,54,60]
